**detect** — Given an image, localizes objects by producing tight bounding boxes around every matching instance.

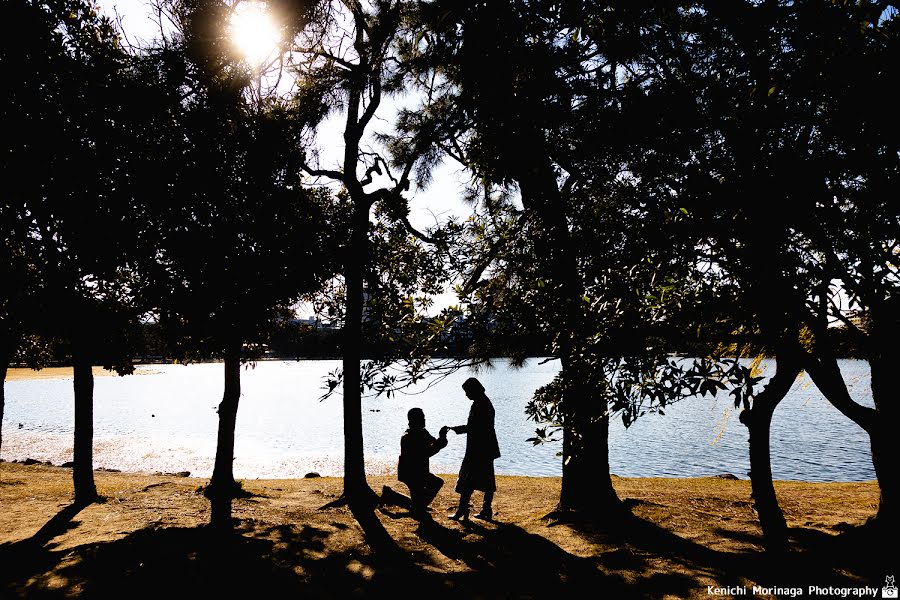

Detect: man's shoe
[447,507,470,521]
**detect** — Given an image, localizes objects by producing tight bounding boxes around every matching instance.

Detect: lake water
[1,359,875,482]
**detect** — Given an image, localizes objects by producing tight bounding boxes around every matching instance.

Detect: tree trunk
[1,337,12,461]
[343,203,377,513]
[869,418,895,529]
[557,359,620,513]
[1,358,7,463]
[559,393,619,514]
[72,351,98,506]
[519,165,618,516]
[805,353,876,430]
[206,342,242,528]
[739,355,800,552]
[460,2,616,517]
[804,353,885,528]
[868,321,897,530]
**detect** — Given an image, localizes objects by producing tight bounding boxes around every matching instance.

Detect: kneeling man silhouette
[381,408,449,517]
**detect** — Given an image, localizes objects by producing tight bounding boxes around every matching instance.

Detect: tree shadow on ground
[0,513,635,598]
[15,503,86,551]
[0,501,89,591]
[557,505,887,591]
[1,504,887,598]
[3,520,385,599]
[413,516,639,597]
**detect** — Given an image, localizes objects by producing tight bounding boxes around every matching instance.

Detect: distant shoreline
[7,354,871,382]
[0,458,878,486]
[5,355,873,382]
[5,359,342,381]
[4,366,163,382]
[0,457,880,483]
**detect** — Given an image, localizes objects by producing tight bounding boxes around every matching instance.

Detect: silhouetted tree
[393,0,618,516]
[1,0,140,505]
[290,0,446,513]
[130,0,334,527]
[587,0,805,550]
[792,5,898,531]
[393,1,758,520]
[0,203,39,461]
[619,1,898,544]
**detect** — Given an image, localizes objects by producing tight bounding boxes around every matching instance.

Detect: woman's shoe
[447,508,470,521]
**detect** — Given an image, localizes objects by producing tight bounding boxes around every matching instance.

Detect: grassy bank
[0,462,886,599]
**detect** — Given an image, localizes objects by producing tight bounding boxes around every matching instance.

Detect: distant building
[289,316,338,333]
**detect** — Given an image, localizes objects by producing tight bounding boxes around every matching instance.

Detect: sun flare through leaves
[228,1,282,66]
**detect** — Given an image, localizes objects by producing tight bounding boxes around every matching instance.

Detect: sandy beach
[5,367,162,382]
[0,461,886,599]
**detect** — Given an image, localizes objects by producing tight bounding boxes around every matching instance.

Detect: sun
[228,2,282,66]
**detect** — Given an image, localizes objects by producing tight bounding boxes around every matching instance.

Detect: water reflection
[2,359,874,482]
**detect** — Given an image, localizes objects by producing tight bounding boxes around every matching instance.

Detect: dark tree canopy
[1,0,896,546]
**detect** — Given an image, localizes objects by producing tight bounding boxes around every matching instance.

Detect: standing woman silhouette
[449,377,501,520]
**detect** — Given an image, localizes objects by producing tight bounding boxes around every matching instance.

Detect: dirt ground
[0,462,887,599]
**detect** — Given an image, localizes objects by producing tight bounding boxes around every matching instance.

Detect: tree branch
[301,159,346,183]
[803,352,876,433]
[357,70,382,135]
[292,46,357,72]
[401,216,441,245]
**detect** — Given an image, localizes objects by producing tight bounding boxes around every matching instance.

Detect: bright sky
[101,0,163,44]
[101,0,469,231]
[100,0,470,313]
